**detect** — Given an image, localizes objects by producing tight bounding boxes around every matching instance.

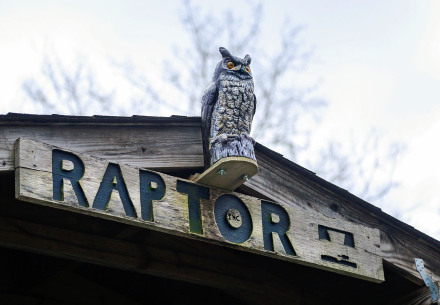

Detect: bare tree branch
[21,1,404,202]
[22,51,116,115]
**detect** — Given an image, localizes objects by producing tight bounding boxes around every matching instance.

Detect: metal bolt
[218,169,226,176]
[243,174,249,181]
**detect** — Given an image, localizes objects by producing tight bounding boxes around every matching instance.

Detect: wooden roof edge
[0,112,201,126]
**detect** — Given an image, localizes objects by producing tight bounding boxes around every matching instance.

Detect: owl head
[212,47,252,81]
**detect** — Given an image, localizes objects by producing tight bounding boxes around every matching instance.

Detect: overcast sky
[1,0,439,239]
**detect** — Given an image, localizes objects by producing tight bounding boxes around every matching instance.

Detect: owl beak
[240,65,248,73]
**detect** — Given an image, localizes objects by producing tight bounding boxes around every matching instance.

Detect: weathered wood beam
[15,138,384,282]
[0,215,343,305]
[0,216,263,292]
[385,285,433,305]
[0,122,203,171]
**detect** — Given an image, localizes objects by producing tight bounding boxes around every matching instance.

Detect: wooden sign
[15,138,384,282]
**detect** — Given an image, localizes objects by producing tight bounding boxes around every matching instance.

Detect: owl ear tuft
[244,54,251,65]
[219,47,233,58]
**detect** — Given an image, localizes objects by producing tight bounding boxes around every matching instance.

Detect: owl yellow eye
[227,61,235,69]
[245,66,250,73]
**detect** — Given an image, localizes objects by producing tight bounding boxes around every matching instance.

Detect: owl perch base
[209,134,256,166]
[191,156,258,191]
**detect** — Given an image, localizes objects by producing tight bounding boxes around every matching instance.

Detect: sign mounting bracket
[415,258,439,303]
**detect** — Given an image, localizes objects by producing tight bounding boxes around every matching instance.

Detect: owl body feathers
[201,47,256,167]
[210,74,255,142]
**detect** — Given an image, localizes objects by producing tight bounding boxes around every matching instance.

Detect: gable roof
[1,112,439,284]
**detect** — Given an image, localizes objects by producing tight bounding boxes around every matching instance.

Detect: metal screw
[218,169,226,176]
[243,174,249,181]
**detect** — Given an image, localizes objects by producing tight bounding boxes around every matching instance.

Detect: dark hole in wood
[329,203,339,212]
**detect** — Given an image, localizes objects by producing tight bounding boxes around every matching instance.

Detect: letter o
[214,194,252,244]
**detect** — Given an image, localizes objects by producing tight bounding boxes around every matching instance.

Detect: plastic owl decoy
[201,47,257,168]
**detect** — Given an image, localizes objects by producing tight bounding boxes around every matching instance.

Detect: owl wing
[201,82,219,168]
[253,93,257,116]
[248,93,257,133]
